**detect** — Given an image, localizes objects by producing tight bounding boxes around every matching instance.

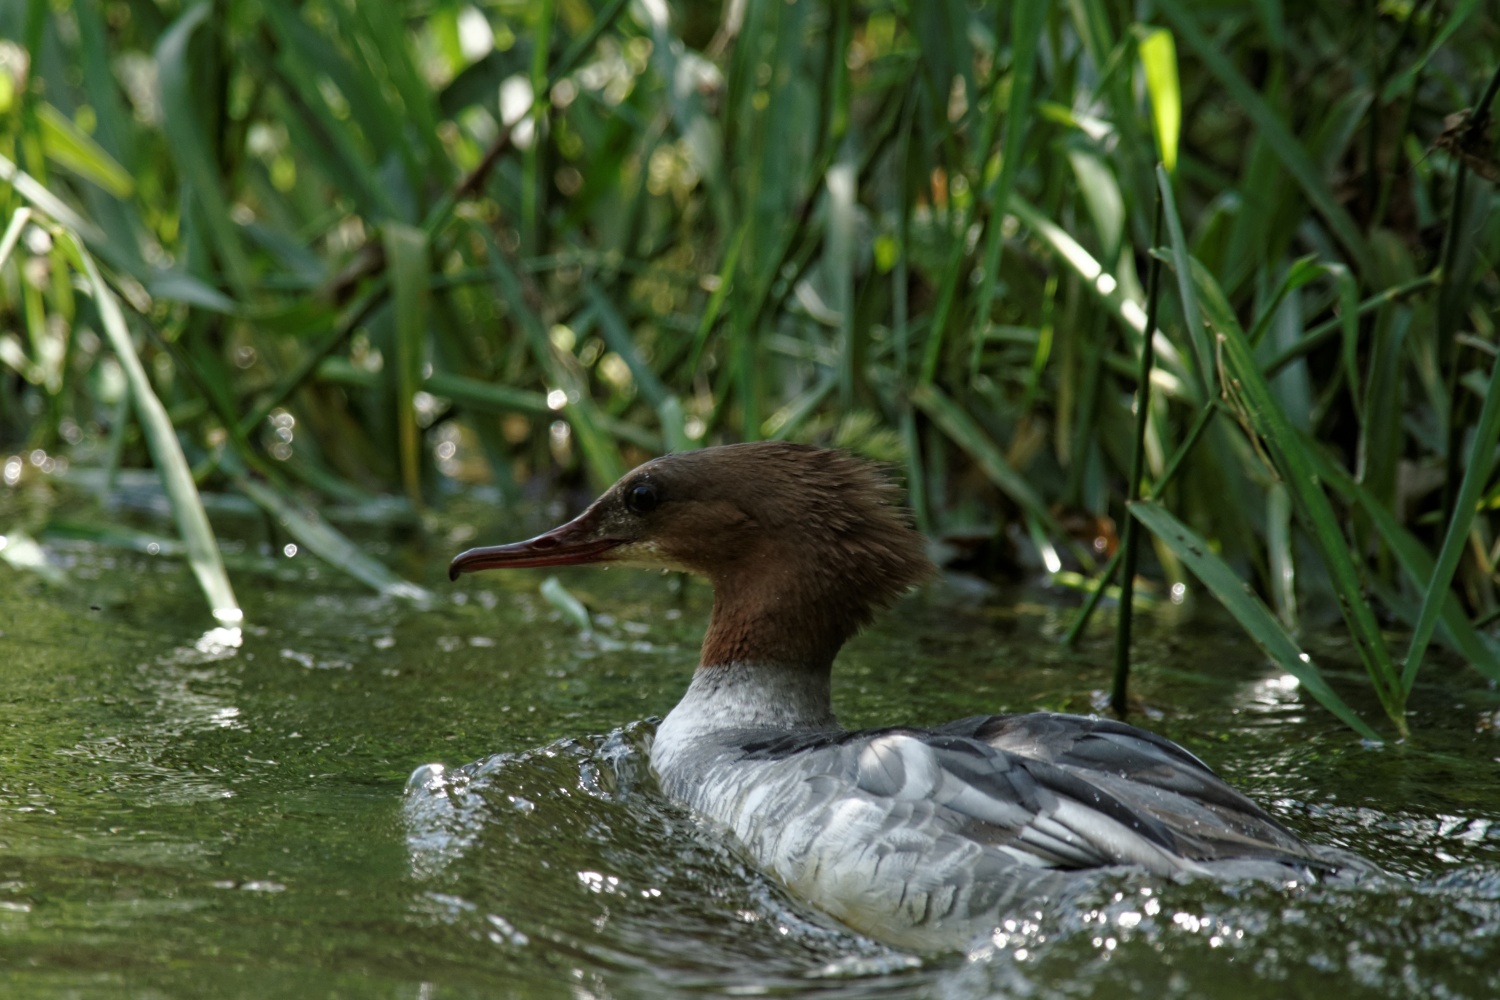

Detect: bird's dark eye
[623,480,660,514]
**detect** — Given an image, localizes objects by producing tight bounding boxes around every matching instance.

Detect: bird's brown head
[449,442,934,668]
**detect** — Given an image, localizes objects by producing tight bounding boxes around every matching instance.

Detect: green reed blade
[1130,499,1381,740]
[1137,28,1180,175]
[585,284,691,452]
[155,3,253,300]
[384,223,430,508]
[1113,190,1165,714]
[1402,350,1500,692]
[1306,434,1500,680]
[1156,165,1209,396]
[34,103,133,198]
[1156,0,1372,276]
[1009,194,1197,404]
[62,232,242,626]
[230,465,430,603]
[972,0,1047,341]
[911,382,1064,540]
[1188,256,1405,733]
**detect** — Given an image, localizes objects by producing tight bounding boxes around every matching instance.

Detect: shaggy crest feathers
[617,442,934,670]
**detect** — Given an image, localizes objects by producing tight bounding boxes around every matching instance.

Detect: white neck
[651,661,838,773]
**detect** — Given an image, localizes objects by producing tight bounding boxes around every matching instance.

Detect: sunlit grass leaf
[1129,500,1381,740]
[827,155,857,406]
[1265,483,1295,628]
[0,207,32,271]
[1009,194,1196,403]
[35,103,133,197]
[1136,28,1180,173]
[384,222,430,507]
[60,231,243,626]
[0,154,105,243]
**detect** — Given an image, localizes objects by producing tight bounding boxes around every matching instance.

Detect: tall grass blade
[155,3,253,300]
[476,225,625,486]
[1401,352,1500,692]
[827,155,857,407]
[242,286,387,436]
[1379,0,1482,102]
[1156,166,1209,395]
[258,0,402,220]
[911,382,1065,541]
[0,207,33,270]
[61,232,242,626]
[1306,436,1500,678]
[1010,194,1196,402]
[384,223,430,508]
[1266,483,1296,628]
[585,284,691,452]
[0,155,105,243]
[1113,193,1165,714]
[1064,402,1220,645]
[1263,272,1438,378]
[1188,256,1405,732]
[540,576,591,632]
[972,0,1047,334]
[34,103,133,197]
[1137,28,1181,174]
[1130,500,1381,740]
[521,0,554,253]
[231,467,430,603]
[1156,0,1372,275]
[423,371,661,453]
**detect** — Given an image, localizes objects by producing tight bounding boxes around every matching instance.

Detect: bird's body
[450,442,1374,951]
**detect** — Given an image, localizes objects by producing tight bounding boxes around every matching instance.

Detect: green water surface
[2,501,1498,998]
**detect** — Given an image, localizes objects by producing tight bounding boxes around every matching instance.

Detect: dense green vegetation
[2,1,1497,737]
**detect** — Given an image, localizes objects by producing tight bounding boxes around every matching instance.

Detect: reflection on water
[1,539,1498,997]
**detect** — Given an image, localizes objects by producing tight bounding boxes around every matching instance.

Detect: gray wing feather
[844,713,1330,873]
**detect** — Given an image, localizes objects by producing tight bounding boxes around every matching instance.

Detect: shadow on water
[2,524,1498,997]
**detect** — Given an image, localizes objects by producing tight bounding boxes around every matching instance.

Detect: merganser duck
[449,442,1373,951]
